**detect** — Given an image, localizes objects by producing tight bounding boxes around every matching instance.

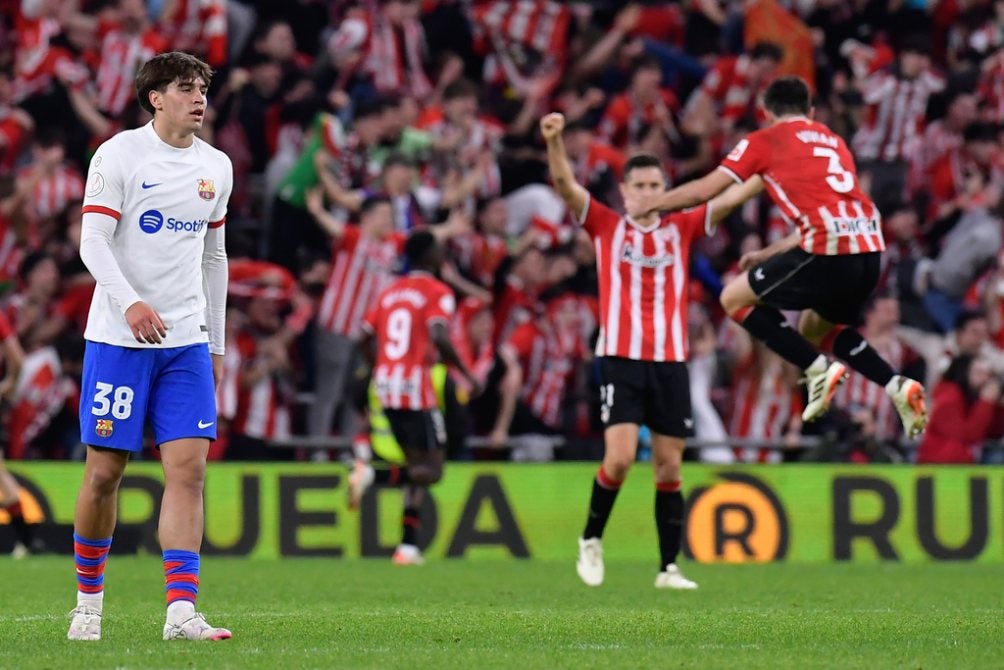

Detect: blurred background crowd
[2,0,1004,465]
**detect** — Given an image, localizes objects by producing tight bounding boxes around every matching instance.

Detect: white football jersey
[82,121,232,349]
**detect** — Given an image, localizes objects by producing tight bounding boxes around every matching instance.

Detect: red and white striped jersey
[728,354,802,464]
[469,0,571,94]
[505,319,583,428]
[720,118,885,256]
[156,0,227,67]
[17,163,84,221]
[316,226,404,338]
[328,10,432,99]
[363,272,456,410]
[580,197,705,362]
[231,331,293,441]
[832,335,909,441]
[852,68,945,162]
[94,22,167,116]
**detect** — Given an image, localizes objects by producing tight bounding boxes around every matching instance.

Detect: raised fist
[539,113,565,141]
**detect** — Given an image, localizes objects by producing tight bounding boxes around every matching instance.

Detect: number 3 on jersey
[384,308,412,360]
[813,147,854,193]
[92,382,135,420]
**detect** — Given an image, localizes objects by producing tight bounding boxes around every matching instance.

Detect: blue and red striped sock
[74,533,112,605]
[163,549,200,609]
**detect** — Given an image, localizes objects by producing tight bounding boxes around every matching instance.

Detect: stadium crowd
[2,0,1004,465]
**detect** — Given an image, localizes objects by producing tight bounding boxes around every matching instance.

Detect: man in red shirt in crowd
[642,76,928,440]
[352,230,479,565]
[542,111,759,590]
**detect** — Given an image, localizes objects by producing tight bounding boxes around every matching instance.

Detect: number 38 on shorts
[79,341,219,451]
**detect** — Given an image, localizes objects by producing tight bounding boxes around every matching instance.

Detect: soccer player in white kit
[67,52,233,642]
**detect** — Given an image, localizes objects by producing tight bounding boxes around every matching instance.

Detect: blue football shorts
[80,341,217,451]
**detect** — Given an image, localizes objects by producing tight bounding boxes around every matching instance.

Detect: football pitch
[0,558,1000,669]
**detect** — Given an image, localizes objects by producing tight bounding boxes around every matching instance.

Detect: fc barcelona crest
[95,419,114,438]
[197,178,216,201]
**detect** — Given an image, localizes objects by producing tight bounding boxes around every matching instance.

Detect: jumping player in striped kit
[68,52,232,642]
[542,112,762,589]
[639,76,928,440]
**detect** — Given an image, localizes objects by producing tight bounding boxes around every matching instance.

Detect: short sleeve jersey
[580,197,706,362]
[362,272,456,410]
[719,118,885,256]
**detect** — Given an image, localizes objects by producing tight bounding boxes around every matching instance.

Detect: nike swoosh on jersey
[141,181,162,189]
[198,420,215,429]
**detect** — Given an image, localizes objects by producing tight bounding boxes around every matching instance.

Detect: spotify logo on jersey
[139,209,164,233]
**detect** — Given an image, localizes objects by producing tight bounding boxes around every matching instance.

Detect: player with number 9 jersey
[362,272,456,411]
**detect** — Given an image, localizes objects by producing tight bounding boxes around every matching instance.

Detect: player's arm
[705,175,764,232]
[79,211,166,344]
[541,113,589,220]
[644,167,736,215]
[203,221,228,383]
[430,321,480,395]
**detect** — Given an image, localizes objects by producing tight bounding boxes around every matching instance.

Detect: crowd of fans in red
[3,0,1004,465]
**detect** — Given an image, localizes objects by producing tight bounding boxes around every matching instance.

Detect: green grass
[0,558,1000,669]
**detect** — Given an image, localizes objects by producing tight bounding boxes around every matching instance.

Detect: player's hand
[626,192,662,219]
[125,301,167,344]
[211,353,224,390]
[739,250,765,272]
[539,113,565,142]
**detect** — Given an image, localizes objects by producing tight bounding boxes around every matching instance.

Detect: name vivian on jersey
[81,121,233,348]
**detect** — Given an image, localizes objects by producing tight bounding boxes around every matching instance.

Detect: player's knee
[84,464,124,497]
[162,453,207,492]
[602,458,632,482]
[654,460,682,483]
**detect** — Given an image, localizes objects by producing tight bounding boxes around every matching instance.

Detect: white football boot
[802,357,848,422]
[163,613,232,641]
[886,375,928,438]
[654,563,698,590]
[576,537,604,587]
[67,605,102,641]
